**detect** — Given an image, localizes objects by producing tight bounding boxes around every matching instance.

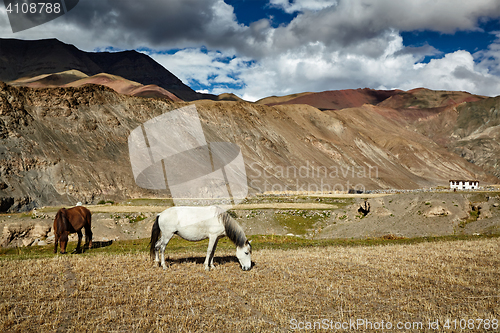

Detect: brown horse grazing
[53,206,92,254]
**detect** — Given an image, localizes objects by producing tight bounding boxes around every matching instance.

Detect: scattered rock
[424,206,451,217]
[1,221,52,247]
[30,223,51,239]
[22,238,34,246]
[45,235,55,244]
[358,200,371,216]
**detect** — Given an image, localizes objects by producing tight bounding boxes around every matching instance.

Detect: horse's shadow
[160,255,256,269]
[164,255,239,266]
[71,240,113,253]
[91,240,113,249]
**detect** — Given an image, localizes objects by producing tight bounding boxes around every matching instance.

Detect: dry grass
[1,238,499,332]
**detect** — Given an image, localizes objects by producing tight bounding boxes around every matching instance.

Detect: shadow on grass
[70,240,114,253]
[152,255,256,270]
[91,240,114,249]
[161,255,239,266]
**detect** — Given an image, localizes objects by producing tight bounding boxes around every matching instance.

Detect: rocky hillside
[265,88,500,181]
[0,82,498,212]
[423,96,500,179]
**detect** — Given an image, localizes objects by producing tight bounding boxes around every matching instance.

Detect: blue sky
[2,0,500,101]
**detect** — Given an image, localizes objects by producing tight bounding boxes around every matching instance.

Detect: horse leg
[54,234,59,254]
[157,234,173,269]
[204,235,219,271]
[60,232,68,254]
[76,230,83,253]
[84,225,93,250]
[209,237,219,270]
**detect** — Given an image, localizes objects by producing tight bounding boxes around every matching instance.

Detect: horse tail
[149,215,161,260]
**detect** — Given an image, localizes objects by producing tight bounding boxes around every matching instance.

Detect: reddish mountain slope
[260,86,499,181]
[379,88,484,109]
[261,88,401,110]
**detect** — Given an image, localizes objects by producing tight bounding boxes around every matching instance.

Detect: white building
[449,180,479,190]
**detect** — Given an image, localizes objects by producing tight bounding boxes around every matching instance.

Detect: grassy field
[1,235,499,332]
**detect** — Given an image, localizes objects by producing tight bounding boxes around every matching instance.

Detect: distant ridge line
[0,38,216,101]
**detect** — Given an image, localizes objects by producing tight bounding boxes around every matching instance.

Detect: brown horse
[53,206,92,254]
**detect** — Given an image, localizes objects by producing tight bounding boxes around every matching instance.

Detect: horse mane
[55,208,68,233]
[218,209,247,248]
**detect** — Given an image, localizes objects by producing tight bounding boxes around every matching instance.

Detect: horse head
[235,239,252,271]
[53,208,70,254]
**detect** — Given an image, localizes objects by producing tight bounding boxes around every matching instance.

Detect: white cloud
[396,51,500,95]
[475,32,500,77]
[222,33,500,100]
[4,0,500,56]
[149,48,252,91]
[269,0,338,14]
[258,0,500,58]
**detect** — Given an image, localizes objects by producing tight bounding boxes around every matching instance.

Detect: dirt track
[85,202,339,213]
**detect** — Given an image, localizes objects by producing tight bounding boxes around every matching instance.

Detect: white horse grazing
[150,206,252,271]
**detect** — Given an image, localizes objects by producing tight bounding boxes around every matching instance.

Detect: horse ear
[247,240,252,244]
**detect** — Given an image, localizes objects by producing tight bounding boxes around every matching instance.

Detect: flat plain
[1,236,499,332]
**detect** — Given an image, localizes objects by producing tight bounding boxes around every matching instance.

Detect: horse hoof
[204,266,210,271]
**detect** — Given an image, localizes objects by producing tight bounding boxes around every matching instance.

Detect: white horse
[150,206,252,271]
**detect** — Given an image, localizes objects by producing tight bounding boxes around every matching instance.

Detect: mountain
[258,88,401,110]
[368,88,500,178]
[1,82,498,212]
[0,39,499,212]
[450,97,500,178]
[409,95,500,179]
[9,70,182,101]
[378,88,484,109]
[0,38,214,101]
[270,87,500,180]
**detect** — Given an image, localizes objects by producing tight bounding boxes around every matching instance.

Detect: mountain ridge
[259,88,402,110]
[9,70,182,101]
[0,38,215,101]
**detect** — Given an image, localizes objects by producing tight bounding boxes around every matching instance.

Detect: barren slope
[261,88,400,110]
[385,91,500,179]
[269,87,499,183]
[326,104,496,187]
